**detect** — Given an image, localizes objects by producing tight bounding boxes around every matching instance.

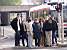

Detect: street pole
[58,12,61,41]
[57,0,61,41]
[61,4,64,43]
[3,26,4,37]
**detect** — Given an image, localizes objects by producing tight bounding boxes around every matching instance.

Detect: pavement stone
[0,26,67,49]
[57,37,67,47]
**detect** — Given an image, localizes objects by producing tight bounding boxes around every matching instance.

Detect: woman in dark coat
[32,18,41,47]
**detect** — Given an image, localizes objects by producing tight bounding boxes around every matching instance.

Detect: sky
[51,0,67,3]
[21,0,67,5]
[21,0,33,5]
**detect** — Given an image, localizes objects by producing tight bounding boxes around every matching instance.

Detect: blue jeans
[52,30,57,44]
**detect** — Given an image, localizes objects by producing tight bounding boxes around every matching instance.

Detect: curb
[57,42,67,47]
[0,36,8,40]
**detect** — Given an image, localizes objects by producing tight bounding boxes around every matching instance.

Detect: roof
[30,4,50,12]
[0,5,35,12]
[30,4,56,12]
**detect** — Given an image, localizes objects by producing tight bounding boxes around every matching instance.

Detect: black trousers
[20,31,28,46]
[35,37,40,46]
[15,31,20,46]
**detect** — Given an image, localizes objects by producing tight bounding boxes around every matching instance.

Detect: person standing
[11,13,20,46]
[38,18,44,47]
[32,18,41,47]
[20,15,28,47]
[26,19,33,48]
[43,16,52,47]
[51,17,58,46]
[42,18,46,46]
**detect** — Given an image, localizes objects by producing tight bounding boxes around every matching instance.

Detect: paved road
[0,47,67,50]
[0,26,15,49]
[0,26,35,49]
[0,26,67,50]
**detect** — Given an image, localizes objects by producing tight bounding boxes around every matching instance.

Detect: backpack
[11,18,18,31]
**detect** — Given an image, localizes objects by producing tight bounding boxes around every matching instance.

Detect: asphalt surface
[0,26,67,50]
[1,47,67,50]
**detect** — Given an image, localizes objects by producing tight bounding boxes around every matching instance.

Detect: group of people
[11,13,58,48]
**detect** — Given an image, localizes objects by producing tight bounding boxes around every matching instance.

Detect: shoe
[35,46,38,48]
[45,45,49,47]
[15,46,19,48]
[52,44,54,46]
[18,44,20,46]
[28,46,33,48]
[26,45,28,47]
[49,45,52,47]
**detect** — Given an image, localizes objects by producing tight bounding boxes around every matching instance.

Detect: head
[42,18,46,22]
[17,13,20,19]
[20,13,23,21]
[34,18,38,23]
[28,19,31,23]
[39,18,42,23]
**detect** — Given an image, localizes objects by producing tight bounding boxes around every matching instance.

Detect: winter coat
[52,20,58,31]
[43,20,52,31]
[32,22,41,39]
[20,21,27,32]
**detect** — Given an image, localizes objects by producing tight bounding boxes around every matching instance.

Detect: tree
[0,0,22,6]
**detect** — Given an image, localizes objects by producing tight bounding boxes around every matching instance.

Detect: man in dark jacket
[43,16,52,47]
[11,13,20,46]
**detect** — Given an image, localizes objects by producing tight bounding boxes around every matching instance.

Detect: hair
[17,13,20,17]
[39,18,42,22]
[28,19,31,22]
[34,18,37,21]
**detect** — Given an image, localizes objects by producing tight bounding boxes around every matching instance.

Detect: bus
[29,4,67,36]
[29,4,51,20]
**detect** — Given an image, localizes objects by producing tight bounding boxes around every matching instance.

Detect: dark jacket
[11,17,18,32]
[52,20,58,31]
[32,22,41,38]
[20,22,27,32]
[20,21,28,37]
[43,20,52,31]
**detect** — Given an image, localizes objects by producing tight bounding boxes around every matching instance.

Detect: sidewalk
[0,26,67,49]
[0,34,9,40]
[57,37,67,47]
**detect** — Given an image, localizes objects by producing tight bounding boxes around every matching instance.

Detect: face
[17,14,20,19]
[34,19,38,23]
